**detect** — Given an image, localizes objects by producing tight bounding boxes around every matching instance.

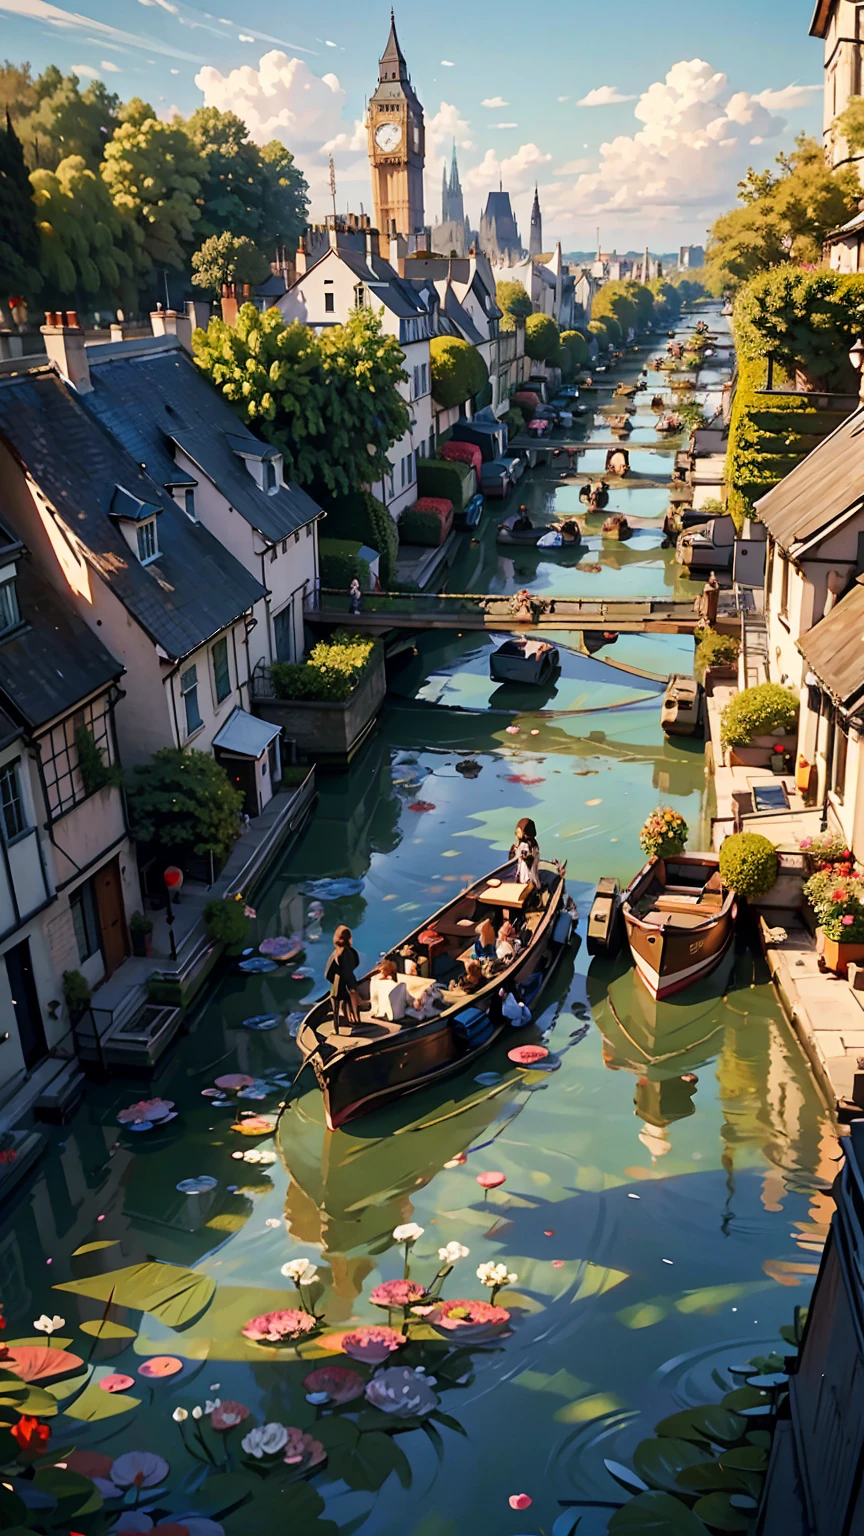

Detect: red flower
[10,1416,50,1456]
[833,889,848,902]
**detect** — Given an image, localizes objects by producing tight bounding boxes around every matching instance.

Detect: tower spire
[379,9,408,81]
[529,182,542,259]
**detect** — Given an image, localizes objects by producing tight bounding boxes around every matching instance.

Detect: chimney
[220,284,239,328]
[110,322,126,343]
[185,298,211,334]
[295,236,308,276]
[41,311,92,394]
[150,306,193,353]
[388,234,406,275]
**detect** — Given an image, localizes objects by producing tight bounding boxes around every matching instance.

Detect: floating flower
[203,1399,220,1414]
[281,1258,318,1284]
[138,1356,183,1378]
[370,1279,426,1308]
[282,1426,326,1471]
[241,1422,289,1459]
[339,1326,405,1364]
[117,1099,175,1127]
[241,1309,317,1344]
[214,1074,254,1091]
[476,1261,518,1290]
[302,1366,365,1406]
[9,1416,50,1456]
[393,1223,424,1243]
[505,725,520,735]
[110,1451,170,1489]
[476,1171,506,1192]
[210,1400,250,1431]
[428,1298,511,1342]
[365,1365,439,1419]
[173,1407,189,1422]
[437,1241,470,1264]
[509,1494,532,1510]
[508,1045,549,1066]
[99,1373,135,1393]
[33,1314,65,1335]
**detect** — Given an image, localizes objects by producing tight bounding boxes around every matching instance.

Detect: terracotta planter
[821,933,864,977]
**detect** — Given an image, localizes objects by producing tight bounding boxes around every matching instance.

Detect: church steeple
[529,183,542,258]
[379,10,408,82]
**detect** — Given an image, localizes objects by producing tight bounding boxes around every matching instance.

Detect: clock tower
[368,11,425,237]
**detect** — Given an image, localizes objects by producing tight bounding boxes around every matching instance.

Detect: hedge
[417,456,475,511]
[321,490,398,588]
[525,313,561,364]
[271,630,377,702]
[398,502,453,546]
[318,538,371,591]
[720,682,799,748]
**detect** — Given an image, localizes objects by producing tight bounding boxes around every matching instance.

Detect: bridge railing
[305,588,686,623]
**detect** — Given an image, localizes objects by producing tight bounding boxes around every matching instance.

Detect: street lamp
[163,865,183,963]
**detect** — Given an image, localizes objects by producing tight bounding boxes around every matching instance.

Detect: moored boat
[660,674,704,736]
[296,858,571,1128]
[490,636,560,684]
[621,852,737,999]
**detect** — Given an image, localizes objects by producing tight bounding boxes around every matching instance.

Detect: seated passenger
[459,958,484,994]
[373,957,398,982]
[513,505,533,532]
[473,918,497,960]
[496,920,521,962]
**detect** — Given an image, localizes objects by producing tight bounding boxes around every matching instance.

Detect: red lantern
[164,866,184,892]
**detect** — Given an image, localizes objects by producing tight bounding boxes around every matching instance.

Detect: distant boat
[621,852,737,1000]
[490,637,560,684]
[660,674,704,736]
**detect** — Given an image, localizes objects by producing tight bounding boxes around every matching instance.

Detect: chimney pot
[65,310,80,329]
[41,311,91,392]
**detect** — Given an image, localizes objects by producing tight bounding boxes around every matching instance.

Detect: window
[184,488,197,521]
[0,761,25,842]
[137,519,158,563]
[71,878,101,964]
[263,459,277,493]
[181,665,203,735]
[324,291,335,313]
[0,576,19,634]
[211,637,231,704]
[832,717,849,801]
[354,283,367,308]
[776,549,789,617]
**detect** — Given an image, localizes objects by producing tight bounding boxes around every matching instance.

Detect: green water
[0,315,834,1536]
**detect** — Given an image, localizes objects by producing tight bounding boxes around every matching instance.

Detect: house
[401,250,508,430]
[478,189,522,263]
[0,526,141,1084]
[0,317,283,814]
[809,0,864,171]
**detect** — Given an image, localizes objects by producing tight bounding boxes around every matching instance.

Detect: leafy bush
[439,439,482,472]
[525,314,561,364]
[735,267,864,385]
[804,871,864,941]
[720,682,799,748]
[694,627,740,679]
[496,279,532,328]
[321,491,398,588]
[398,502,453,547]
[504,405,525,437]
[639,807,688,859]
[318,538,371,591]
[800,829,853,867]
[417,457,474,511]
[205,895,250,952]
[512,390,540,422]
[127,748,243,864]
[62,969,91,1017]
[719,832,778,896]
[270,631,377,703]
[75,724,122,794]
[560,330,589,379]
[429,336,489,408]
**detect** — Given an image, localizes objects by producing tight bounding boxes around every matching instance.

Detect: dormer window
[263,460,276,494]
[137,519,159,564]
[184,488,197,521]
[0,574,20,635]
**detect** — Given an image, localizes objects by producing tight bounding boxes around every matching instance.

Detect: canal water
[0,315,836,1536]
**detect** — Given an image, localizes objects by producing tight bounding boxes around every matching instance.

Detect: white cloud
[196,52,347,148]
[100,57,121,70]
[463,141,552,197]
[752,82,821,110]
[70,61,99,76]
[556,157,593,174]
[138,0,178,12]
[423,99,474,212]
[0,0,205,61]
[238,32,254,41]
[440,59,454,67]
[578,85,637,106]
[558,95,569,102]
[170,66,179,73]
[494,122,518,128]
[325,39,336,47]
[482,96,509,108]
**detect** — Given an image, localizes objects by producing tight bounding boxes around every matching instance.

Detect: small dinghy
[621,853,737,1000]
[497,515,581,548]
[490,637,560,684]
[660,674,704,736]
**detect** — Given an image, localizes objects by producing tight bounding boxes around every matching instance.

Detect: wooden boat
[660,674,704,736]
[296,859,572,1128]
[621,852,737,1000]
[490,636,560,684]
[496,515,580,548]
[614,383,637,398]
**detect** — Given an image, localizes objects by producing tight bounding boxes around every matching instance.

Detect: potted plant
[806,874,864,975]
[204,894,251,954]
[639,807,689,860]
[719,832,778,898]
[129,910,154,958]
[62,969,92,1024]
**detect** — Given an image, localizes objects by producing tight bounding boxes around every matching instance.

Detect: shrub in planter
[694,627,739,680]
[271,630,377,703]
[720,682,798,749]
[318,538,371,591]
[398,499,453,547]
[130,910,154,958]
[417,457,474,511]
[205,895,250,952]
[639,807,688,859]
[439,439,482,474]
[512,390,540,422]
[62,969,92,1021]
[718,832,778,897]
[800,829,852,870]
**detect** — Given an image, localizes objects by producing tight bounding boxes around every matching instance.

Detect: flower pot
[821,933,864,977]
[131,930,152,958]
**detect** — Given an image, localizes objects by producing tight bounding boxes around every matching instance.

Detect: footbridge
[304,590,734,635]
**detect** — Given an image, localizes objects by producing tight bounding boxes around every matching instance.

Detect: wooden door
[6,939,47,1070]
[95,857,128,977]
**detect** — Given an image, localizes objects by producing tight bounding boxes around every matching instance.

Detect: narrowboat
[676,515,735,573]
[660,674,704,736]
[296,859,571,1127]
[490,637,560,684]
[620,853,737,1000]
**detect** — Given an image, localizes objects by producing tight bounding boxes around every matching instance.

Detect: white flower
[476,1261,518,1288]
[281,1257,318,1284]
[191,1406,203,1420]
[203,1399,221,1414]
[437,1242,470,1264]
[393,1223,424,1244]
[241,1422,289,1458]
[365,1365,439,1418]
[33,1314,65,1335]
[265,1218,281,1229]
[173,1407,189,1423]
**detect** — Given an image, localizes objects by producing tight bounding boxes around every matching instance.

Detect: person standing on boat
[511,818,542,891]
[326,925,361,1032]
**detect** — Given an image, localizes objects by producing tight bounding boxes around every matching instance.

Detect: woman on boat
[325,925,361,1032]
[579,482,592,504]
[373,956,398,982]
[594,480,610,510]
[511,818,541,892]
[474,918,497,960]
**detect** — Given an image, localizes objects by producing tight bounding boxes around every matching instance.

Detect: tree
[0,61,37,121]
[592,280,638,336]
[589,316,619,349]
[30,155,135,307]
[559,328,588,380]
[183,107,308,254]
[191,232,270,296]
[429,334,489,406]
[496,278,532,330]
[0,108,41,300]
[648,278,682,324]
[524,312,561,363]
[734,267,864,385]
[622,279,655,329]
[193,303,411,499]
[101,100,202,280]
[17,67,119,170]
[705,134,859,293]
[833,95,864,157]
[126,747,243,866]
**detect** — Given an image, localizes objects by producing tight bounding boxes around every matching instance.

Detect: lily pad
[79,1319,137,1341]
[633,1437,712,1494]
[676,1464,749,1495]
[604,1459,650,1494]
[73,1241,119,1257]
[721,1387,770,1413]
[608,1490,712,1532]
[32,1467,102,1518]
[176,1177,219,1195]
[241,1014,281,1031]
[745,1432,771,1450]
[719,1447,767,1472]
[656,1408,747,1446]
[1,1345,85,1383]
[692,1493,753,1531]
[238,956,277,974]
[55,1261,215,1329]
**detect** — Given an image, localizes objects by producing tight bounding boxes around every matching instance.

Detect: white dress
[515,839,541,890]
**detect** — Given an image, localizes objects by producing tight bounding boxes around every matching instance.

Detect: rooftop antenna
[329,155,337,221]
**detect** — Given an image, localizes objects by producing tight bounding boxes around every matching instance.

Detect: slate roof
[0,371,266,663]
[333,249,428,319]
[83,345,321,544]
[442,284,484,345]
[0,558,123,732]
[797,577,864,715]
[753,407,864,551]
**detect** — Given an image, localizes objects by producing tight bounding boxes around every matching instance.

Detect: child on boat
[496,920,521,962]
[325,925,361,1032]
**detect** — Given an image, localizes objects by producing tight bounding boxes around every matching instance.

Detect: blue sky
[2,0,825,248]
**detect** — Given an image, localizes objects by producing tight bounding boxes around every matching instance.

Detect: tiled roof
[0,559,123,731]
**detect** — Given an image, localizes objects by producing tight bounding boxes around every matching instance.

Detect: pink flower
[369,1279,427,1309]
[339,1326,405,1364]
[241,1310,317,1344]
[282,1426,326,1471]
[476,1171,506,1190]
[842,914,855,926]
[800,838,812,850]
[210,1400,250,1431]
[429,1298,511,1343]
[509,1494,532,1511]
[302,1366,365,1405]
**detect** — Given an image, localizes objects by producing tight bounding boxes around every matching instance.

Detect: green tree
[623,279,655,328]
[30,154,135,306]
[0,108,41,300]
[648,278,682,324]
[429,334,489,406]
[524,312,561,363]
[496,278,532,330]
[183,107,308,253]
[17,67,119,170]
[102,99,202,280]
[588,316,619,349]
[832,94,864,157]
[193,303,411,499]
[705,134,859,293]
[734,266,864,385]
[559,328,588,380]
[126,747,243,865]
[591,280,638,336]
[191,231,270,296]
[0,60,37,121]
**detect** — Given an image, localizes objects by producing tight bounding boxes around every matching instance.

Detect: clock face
[375,120,403,153]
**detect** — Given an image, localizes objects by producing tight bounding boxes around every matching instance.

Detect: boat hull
[624,899,736,1000]
[490,646,560,684]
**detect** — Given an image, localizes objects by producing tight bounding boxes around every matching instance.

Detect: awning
[213,707,280,759]
[796,577,864,715]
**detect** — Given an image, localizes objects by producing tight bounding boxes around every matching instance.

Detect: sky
[1,0,826,250]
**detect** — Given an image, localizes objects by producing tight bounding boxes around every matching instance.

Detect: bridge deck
[304,591,728,635]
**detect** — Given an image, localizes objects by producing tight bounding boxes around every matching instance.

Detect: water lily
[392,1223,423,1243]
[241,1309,317,1344]
[241,1422,289,1459]
[282,1426,326,1471]
[429,1298,511,1342]
[302,1366,365,1406]
[210,1400,250,1431]
[281,1258,317,1284]
[339,1325,405,1364]
[9,1415,50,1457]
[33,1314,65,1335]
[109,1451,170,1489]
[370,1279,426,1309]
[365,1365,439,1419]
[437,1241,469,1264]
[476,1261,518,1301]
[117,1098,175,1127]
[172,1407,189,1423]
[203,1398,220,1414]
[191,1406,203,1420]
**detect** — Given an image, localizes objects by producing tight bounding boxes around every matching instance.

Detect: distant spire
[529,183,542,259]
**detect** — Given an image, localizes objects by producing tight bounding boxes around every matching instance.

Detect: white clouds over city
[578,85,637,106]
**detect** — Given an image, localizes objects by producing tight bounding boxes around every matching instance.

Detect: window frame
[324,290,335,313]
[0,759,26,843]
[183,488,197,522]
[263,459,277,494]
[832,715,849,802]
[70,876,102,965]
[136,518,159,565]
[211,636,231,705]
[180,664,203,736]
[0,574,20,635]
